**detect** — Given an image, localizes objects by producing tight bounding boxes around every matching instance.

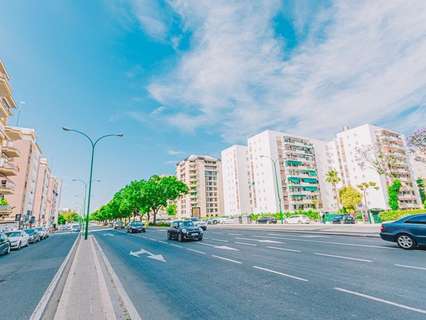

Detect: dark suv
[167,220,203,242]
[332,214,355,224]
[257,217,277,224]
[380,214,426,249]
[127,221,146,233]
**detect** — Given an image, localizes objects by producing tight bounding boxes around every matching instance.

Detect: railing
[0,179,15,190]
[0,158,17,171]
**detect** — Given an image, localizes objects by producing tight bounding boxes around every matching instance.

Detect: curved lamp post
[63,128,123,239]
[259,155,284,224]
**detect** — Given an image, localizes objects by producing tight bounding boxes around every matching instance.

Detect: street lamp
[259,155,284,224]
[63,127,123,239]
[72,178,101,235]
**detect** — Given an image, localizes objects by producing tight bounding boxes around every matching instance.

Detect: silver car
[5,230,29,249]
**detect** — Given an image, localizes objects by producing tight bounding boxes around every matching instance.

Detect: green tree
[357,181,379,219]
[58,210,80,224]
[339,186,362,213]
[416,178,425,205]
[166,203,177,216]
[388,179,401,210]
[326,169,341,210]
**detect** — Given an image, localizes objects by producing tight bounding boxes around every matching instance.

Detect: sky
[0,0,425,212]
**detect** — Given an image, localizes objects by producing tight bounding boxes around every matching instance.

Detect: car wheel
[18,242,21,250]
[142,229,146,233]
[397,234,416,250]
[198,236,203,241]
[167,232,172,240]
[178,233,183,242]
[7,245,10,254]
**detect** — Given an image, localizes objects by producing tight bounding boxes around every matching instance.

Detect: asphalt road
[94,227,426,320]
[0,232,77,320]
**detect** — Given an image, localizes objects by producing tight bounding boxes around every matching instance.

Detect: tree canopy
[339,186,362,213]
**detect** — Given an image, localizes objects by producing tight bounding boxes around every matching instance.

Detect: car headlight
[182,229,187,233]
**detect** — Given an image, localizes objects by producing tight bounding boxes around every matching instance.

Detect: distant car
[167,220,203,242]
[70,224,81,233]
[380,214,426,250]
[5,230,29,249]
[34,227,48,239]
[191,217,207,231]
[113,221,124,229]
[127,221,145,233]
[0,232,11,255]
[24,228,41,243]
[257,217,277,224]
[332,214,355,224]
[286,215,311,224]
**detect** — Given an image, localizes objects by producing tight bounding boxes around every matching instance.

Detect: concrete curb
[93,236,142,320]
[29,234,80,320]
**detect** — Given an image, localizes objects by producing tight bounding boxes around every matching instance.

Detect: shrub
[388,179,401,210]
[379,208,426,222]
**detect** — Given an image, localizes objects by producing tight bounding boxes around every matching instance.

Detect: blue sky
[0,0,425,212]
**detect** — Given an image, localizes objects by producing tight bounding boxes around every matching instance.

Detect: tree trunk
[153,209,158,225]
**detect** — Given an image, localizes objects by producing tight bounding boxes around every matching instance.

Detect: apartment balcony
[0,179,15,194]
[0,204,13,219]
[0,158,18,176]
[5,126,22,141]
[2,141,20,158]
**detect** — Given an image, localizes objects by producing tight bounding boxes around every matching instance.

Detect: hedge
[379,209,426,222]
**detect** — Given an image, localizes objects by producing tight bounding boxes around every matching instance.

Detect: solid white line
[253,266,308,282]
[30,235,80,320]
[335,287,426,315]
[158,240,168,245]
[235,241,257,246]
[186,248,206,255]
[235,237,257,241]
[267,246,301,253]
[229,233,242,236]
[198,243,215,247]
[168,243,183,248]
[211,255,242,264]
[394,264,426,271]
[210,238,229,243]
[314,252,372,262]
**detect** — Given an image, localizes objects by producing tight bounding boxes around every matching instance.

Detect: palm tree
[357,181,379,222]
[326,169,341,211]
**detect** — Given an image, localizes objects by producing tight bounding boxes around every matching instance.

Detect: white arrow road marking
[198,243,240,251]
[129,248,166,262]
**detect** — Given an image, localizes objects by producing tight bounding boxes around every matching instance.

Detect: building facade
[33,158,51,225]
[410,149,426,180]
[176,155,224,218]
[221,145,251,216]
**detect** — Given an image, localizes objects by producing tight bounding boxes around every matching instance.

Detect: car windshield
[131,222,142,226]
[6,231,21,237]
[181,221,194,227]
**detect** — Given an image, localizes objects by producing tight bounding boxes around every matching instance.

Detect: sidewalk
[211,223,381,237]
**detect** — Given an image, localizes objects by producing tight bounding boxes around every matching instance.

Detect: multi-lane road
[94,227,426,320]
[0,232,77,320]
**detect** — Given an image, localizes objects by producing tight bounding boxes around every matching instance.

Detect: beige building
[176,155,224,218]
[33,158,51,225]
[0,62,22,223]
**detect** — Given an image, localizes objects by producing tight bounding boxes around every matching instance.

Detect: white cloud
[141,0,426,142]
[167,149,184,156]
[131,0,170,40]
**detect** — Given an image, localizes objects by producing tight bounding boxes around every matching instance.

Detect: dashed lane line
[266,246,301,253]
[210,238,229,243]
[334,287,426,315]
[186,248,206,255]
[253,266,308,282]
[211,255,242,264]
[234,242,257,246]
[314,252,372,263]
[394,264,426,271]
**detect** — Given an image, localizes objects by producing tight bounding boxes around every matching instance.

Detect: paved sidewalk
[54,236,115,320]
[211,223,381,237]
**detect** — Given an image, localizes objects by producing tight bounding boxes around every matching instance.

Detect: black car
[167,220,203,242]
[0,232,11,255]
[257,217,277,224]
[127,221,146,233]
[380,214,426,250]
[24,228,41,243]
[332,214,355,224]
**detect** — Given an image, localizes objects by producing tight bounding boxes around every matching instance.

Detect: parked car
[207,218,220,225]
[5,230,29,249]
[127,221,146,233]
[191,217,207,231]
[113,221,124,229]
[24,228,41,243]
[0,232,11,255]
[380,214,426,250]
[70,224,81,233]
[34,227,48,240]
[257,217,277,224]
[167,220,203,242]
[286,215,311,224]
[332,214,355,224]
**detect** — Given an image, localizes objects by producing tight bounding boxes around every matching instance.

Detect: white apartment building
[176,155,224,218]
[410,149,426,180]
[327,124,421,210]
[247,130,322,214]
[221,145,251,216]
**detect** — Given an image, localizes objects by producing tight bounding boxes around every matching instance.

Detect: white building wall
[410,150,426,179]
[221,145,251,216]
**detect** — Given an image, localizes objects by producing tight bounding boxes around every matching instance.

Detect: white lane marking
[254,235,391,249]
[186,248,206,255]
[235,237,257,241]
[129,248,166,262]
[253,266,308,282]
[103,233,115,237]
[211,255,242,264]
[334,287,426,315]
[235,237,283,244]
[158,240,168,245]
[235,242,257,246]
[169,243,183,248]
[314,252,372,263]
[147,237,158,242]
[198,242,240,251]
[229,233,242,236]
[394,264,426,271]
[267,246,301,253]
[210,238,229,243]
